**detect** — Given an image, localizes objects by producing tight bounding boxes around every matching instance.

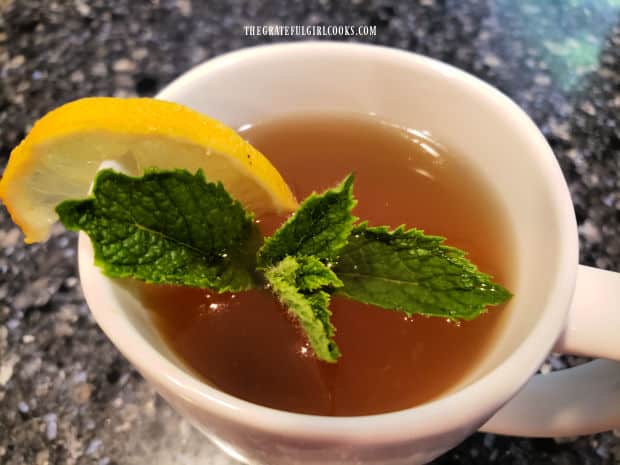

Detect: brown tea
[138,113,515,416]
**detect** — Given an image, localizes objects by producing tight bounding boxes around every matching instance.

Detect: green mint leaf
[257,175,356,268]
[295,255,344,292]
[265,255,342,363]
[56,169,260,292]
[334,223,512,320]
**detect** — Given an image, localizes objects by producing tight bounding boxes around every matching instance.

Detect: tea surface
[139,113,515,416]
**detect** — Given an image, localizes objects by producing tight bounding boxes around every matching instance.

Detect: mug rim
[80,41,579,441]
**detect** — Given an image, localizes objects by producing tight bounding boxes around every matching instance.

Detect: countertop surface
[1,1,619,464]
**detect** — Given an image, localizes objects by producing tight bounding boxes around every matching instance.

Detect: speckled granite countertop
[0,1,619,464]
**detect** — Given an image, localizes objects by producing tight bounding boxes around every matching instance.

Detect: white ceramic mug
[78,42,620,465]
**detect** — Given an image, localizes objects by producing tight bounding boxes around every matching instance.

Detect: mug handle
[481,265,620,437]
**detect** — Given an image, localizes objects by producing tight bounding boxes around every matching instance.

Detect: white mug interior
[78,42,579,464]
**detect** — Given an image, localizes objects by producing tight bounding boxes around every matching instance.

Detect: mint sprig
[57,169,512,363]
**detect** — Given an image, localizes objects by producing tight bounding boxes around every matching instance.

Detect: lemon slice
[0,97,298,243]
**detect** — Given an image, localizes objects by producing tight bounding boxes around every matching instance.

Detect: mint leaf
[56,169,260,291]
[334,223,512,320]
[257,175,356,268]
[295,255,344,292]
[265,256,342,363]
